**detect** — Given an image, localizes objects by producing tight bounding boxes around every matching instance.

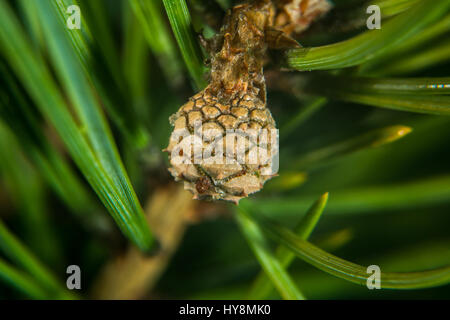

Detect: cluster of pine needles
[0,0,449,299]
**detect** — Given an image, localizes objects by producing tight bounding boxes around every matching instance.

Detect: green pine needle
[163,0,207,90]
[284,0,450,71]
[0,220,74,299]
[236,208,306,300]
[0,0,155,252]
[0,258,50,299]
[290,125,412,169]
[253,212,450,289]
[247,193,329,299]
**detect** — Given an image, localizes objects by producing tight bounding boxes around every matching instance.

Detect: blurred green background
[0,0,449,299]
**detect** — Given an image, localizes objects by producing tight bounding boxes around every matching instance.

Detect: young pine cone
[165,0,329,203]
[165,88,278,204]
[165,1,280,204]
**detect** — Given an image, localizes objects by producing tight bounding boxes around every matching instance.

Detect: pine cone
[165,88,278,204]
[165,1,285,203]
